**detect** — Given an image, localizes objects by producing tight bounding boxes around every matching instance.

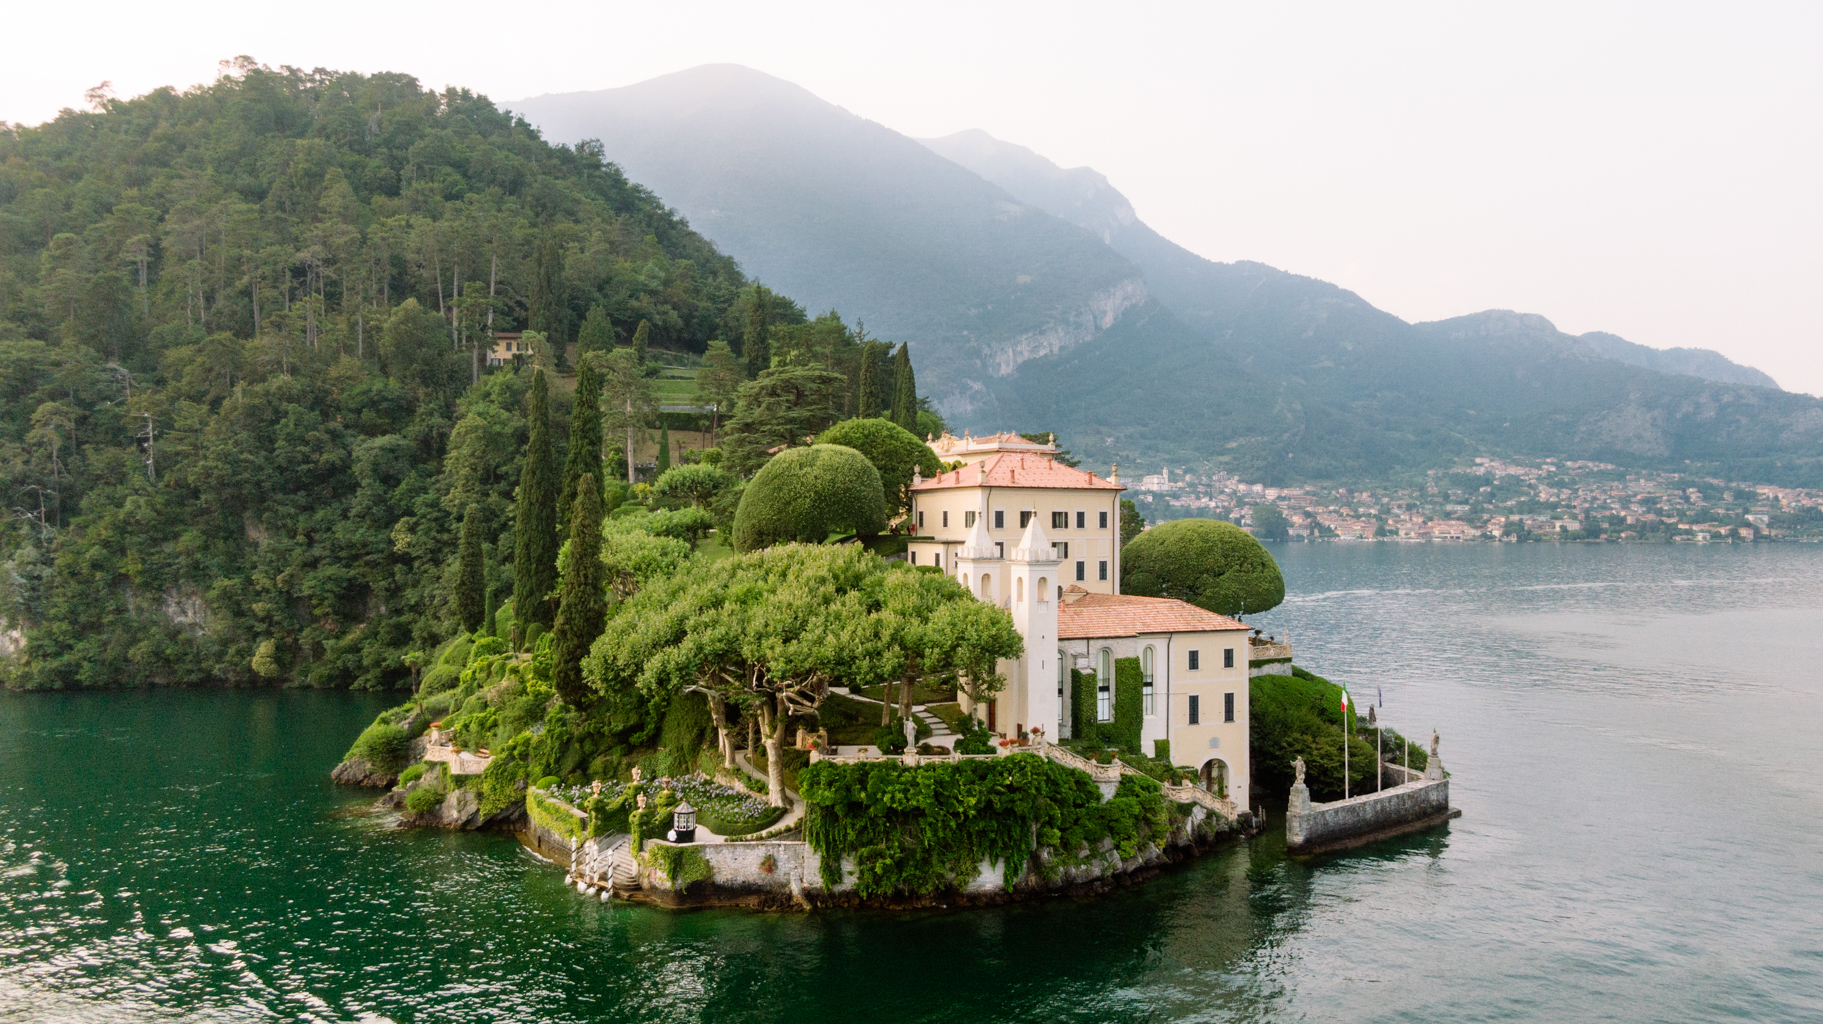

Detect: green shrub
[1120,518,1284,616]
[399,763,428,786]
[1070,669,1098,740]
[418,663,461,696]
[646,844,713,889]
[1251,667,1378,801]
[658,692,713,768]
[873,717,929,754]
[1153,739,1171,762]
[439,636,474,667]
[731,444,887,552]
[1113,657,1144,753]
[536,776,562,790]
[813,418,940,516]
[345,723,410,775]
[526,787,585,843]
[404,786,443,814]
[469,635,508,662]
[950,712,995,755]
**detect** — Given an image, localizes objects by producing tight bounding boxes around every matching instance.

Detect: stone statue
[902,716,917,750]
[1430,730,1440,758]
[631,766,646,809]
[1292,756,1306,786]
[590,779,602,797]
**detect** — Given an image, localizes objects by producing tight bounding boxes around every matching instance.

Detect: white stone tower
[1004,510,1062,740]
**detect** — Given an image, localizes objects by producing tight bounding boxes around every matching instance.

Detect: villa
[907,431,1252,806]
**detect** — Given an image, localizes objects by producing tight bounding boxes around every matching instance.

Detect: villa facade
[907,431,1250,802]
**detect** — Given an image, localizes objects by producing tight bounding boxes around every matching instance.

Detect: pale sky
[8,2,1820,395]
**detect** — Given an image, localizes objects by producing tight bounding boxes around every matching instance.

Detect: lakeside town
[1129,458,1823,543]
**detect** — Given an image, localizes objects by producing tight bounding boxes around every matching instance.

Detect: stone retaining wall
[1285,777,1452,854]
[623,800,1246,909]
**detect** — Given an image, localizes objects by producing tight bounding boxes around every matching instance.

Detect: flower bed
[657,773,785,836]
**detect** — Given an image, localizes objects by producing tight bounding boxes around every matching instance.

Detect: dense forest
[0,64,933,691]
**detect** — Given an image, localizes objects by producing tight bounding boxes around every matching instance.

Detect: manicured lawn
[924,702,966,732]
[849,682,957,706]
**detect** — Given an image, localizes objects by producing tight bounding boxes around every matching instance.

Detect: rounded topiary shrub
[814,418,940,515]
[404,786,444,814]
[1120,518,1285,616]
[731,444,888,552]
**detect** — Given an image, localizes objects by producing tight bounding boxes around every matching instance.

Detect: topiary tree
[651,463,737,509]
[814,417,941,518]
[1120,518,1284,616]
[730,444,887,552]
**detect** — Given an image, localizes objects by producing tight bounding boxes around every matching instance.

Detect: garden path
[732,749,806,833]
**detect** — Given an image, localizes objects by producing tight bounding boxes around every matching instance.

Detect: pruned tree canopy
[814,417,940,517]
[1120,518,1285,616]
[731,444,886,552]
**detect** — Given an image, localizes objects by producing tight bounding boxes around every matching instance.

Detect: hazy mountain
[512,67,1158,425]
[922,129,1785,394]
[1576,331,1779,389]
[517,68,1823,484]
[924,128,1823,482]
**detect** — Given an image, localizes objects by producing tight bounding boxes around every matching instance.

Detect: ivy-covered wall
[1113,657,1144,754]
[797,754,1173,899]
[1070,668,1097,739]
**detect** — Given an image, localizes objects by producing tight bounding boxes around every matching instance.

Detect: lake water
[2,543,1820,1023]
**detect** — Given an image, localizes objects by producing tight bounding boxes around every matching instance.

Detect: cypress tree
[743,287,771,379]
[511,369,559,648]
[577,304,613,355]
[656,422,671,475]
[630,319,651,364]
[890,343,918,432]
[559,358,603,530]
[455,504,486,633]
[528,234,569,364]
[857,348,879,418]
[551,473,606,707]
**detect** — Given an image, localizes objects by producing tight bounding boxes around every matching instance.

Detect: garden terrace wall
[1285,777,1455,855]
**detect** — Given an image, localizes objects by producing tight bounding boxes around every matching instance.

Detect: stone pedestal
[1288,781,1311,816]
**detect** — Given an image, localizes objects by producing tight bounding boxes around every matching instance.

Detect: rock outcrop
[330,758,397,788]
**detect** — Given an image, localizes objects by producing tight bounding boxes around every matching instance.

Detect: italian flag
[1340,688,1351,715]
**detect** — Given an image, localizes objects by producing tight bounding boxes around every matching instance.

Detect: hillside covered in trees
[0,64,880,690]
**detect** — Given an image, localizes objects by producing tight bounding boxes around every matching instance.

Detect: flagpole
[1342,688,1350,800]
[1377,721,1382,792]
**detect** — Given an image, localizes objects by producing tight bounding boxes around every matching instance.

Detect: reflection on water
[2,543,1820,1023]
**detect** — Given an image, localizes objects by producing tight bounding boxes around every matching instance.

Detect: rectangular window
[1224,692,1235,723]
[1098,560,1108,581]
[965,510,976,528]
[1188,694,1201,725]
[995,541,1005,558]
[910,550,917,565]
[1143,683,1154,716]
[1052,511,1068,529]
[1097,682,1112,722]
[1053,541,1069,559]
[1100,510,1109,529]
[935,552,942,568]
[1224,648,1235,669]
[994,510,1005,530]
[942,511,949,528]
[1075,560,1085,581]
[1020,510,1034,528]
[1188,650,1200,670]
[917,511,925,529]
[1076,510,1086,529]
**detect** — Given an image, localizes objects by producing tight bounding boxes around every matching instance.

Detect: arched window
[1097,648,1113,722]
[981,574,992,602]
[1142,646,1156,715]
[1037,577,1048,602]
[961,572,969,592]
[1016,576,1024,603]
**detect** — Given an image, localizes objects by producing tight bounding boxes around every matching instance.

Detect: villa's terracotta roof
[1057,593,1247,639]
[909,452,1123,492]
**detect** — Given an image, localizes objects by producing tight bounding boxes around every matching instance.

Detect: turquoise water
[2,543,1820,1023]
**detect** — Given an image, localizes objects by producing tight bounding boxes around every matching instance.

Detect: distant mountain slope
[512,66,1154,424]
[925,128,1823,483]
[922,129,1784,394]
[1577,331,1779,389]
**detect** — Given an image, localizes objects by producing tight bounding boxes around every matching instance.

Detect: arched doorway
[1200,758,1230,800]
